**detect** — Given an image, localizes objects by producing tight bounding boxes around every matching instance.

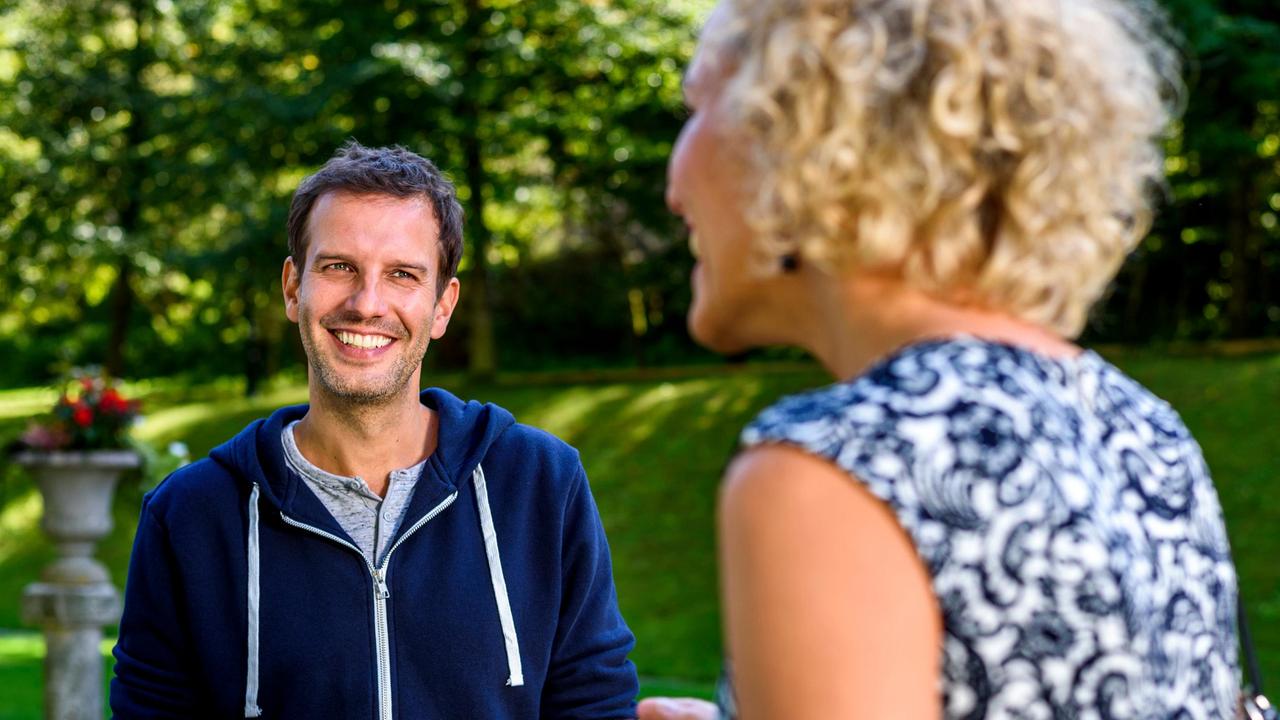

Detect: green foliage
[0,0,1277,384]
[1100,1,1280,341]
[0,0,702,385]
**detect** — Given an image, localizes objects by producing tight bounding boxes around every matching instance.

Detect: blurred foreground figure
[642,1,1241,718]
[110,142,638,719]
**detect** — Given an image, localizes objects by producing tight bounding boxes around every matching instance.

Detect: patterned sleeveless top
[719,338,1240,719]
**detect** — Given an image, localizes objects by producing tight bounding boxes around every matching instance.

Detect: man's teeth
[335,331,392,349]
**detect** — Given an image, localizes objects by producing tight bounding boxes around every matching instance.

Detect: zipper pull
[373,568,390,599]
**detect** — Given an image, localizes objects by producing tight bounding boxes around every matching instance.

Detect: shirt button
[346,480,362,492]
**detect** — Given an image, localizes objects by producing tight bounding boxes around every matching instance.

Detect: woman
[639,0,1241,718]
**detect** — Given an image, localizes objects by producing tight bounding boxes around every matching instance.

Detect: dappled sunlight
[134,384,307,444]
[0,489,40,565]
[0,632,43,663]
[0,632,114,660]
[0,388,58,421]
[573,375,771,459]
[512,384,635,440]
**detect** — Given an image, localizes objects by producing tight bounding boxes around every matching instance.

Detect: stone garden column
[14,450,139,720]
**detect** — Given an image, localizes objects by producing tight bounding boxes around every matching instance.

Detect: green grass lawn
[0,351,1276,717]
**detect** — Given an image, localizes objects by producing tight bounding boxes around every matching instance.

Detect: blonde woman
[639,1,1241,718]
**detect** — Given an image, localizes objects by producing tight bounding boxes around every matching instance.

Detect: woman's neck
[797,273,1081,381]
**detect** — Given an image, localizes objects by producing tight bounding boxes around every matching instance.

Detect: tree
[1110,0,1280,341]
[0,0,703,385]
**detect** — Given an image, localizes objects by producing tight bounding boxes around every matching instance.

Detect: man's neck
[293,387,438,498]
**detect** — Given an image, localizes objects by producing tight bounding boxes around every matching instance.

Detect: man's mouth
[333,330,394,349]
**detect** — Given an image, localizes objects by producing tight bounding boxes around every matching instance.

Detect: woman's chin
[687,304,754,355]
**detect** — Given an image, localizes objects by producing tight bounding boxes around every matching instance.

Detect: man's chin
[309,366,417,407]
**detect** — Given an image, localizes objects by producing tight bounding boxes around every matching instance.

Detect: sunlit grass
[132,385,308,444]
[0,389,57,422]
[0,490,40,565]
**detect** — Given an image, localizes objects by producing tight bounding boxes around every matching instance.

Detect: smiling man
[110,142,639,719]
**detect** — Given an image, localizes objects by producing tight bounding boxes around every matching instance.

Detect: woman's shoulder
[740,337,1063,454]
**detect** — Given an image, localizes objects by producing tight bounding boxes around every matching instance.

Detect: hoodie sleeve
[540,464,640,719]
[110,497,201,718]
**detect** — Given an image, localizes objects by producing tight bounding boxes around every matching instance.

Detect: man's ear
[430,277,461,340]
[283,256,301,323]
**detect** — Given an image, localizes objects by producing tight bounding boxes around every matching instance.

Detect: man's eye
[325,263,353,271]
[392,270,417,280]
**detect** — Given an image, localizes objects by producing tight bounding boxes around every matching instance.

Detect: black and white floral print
[732,338,1239,719]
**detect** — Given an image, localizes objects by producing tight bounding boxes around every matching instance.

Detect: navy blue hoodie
[110,388,638,719]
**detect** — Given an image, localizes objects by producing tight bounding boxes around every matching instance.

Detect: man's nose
[346,275,388,317]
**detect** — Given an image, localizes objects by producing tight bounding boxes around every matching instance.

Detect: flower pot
[12,449,140,585]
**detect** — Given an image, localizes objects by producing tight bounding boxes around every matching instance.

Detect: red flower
[19,373,140,452]
[72,403,93,427]
[100,388,125,413]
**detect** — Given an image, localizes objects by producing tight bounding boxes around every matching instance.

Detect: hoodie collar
[209,388,515,531]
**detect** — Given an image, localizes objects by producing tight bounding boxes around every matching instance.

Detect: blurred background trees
[1,0,1277,389]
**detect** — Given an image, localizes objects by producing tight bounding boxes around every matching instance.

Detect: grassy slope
[0,351,1276,713]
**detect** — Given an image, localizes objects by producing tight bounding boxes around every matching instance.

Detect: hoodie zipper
[280,491,459,720]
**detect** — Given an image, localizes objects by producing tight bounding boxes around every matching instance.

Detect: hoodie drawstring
[244,482,263,718]
[241,467,523,705]
[473,464,525,687]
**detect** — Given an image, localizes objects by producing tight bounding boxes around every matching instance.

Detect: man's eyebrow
[311,253,354,267]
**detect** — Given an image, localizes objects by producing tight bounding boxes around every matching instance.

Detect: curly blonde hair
[702,0,1182,336]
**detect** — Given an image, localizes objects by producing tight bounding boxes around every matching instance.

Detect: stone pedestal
[14,450,139,720]
[22,584,121,720]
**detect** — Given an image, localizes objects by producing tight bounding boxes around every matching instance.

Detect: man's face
[282,191,460,406]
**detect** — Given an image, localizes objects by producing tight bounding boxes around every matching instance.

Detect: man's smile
[332,330,395,349]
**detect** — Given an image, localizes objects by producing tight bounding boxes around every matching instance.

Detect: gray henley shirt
[281,420,425,567]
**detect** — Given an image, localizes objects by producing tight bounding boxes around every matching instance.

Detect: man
[110,142,639,719]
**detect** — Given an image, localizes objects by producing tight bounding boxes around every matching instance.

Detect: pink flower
[20,423,71,451]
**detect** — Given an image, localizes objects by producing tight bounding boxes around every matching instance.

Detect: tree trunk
[1122,253,1150,341]
[105,0,149,377]
[1226,178,1253,337]
[243,284,266,397]
[104,258,134,378]
[461,0,496,379]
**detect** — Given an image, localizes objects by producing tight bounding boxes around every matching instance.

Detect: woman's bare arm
[718,444,943,720]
